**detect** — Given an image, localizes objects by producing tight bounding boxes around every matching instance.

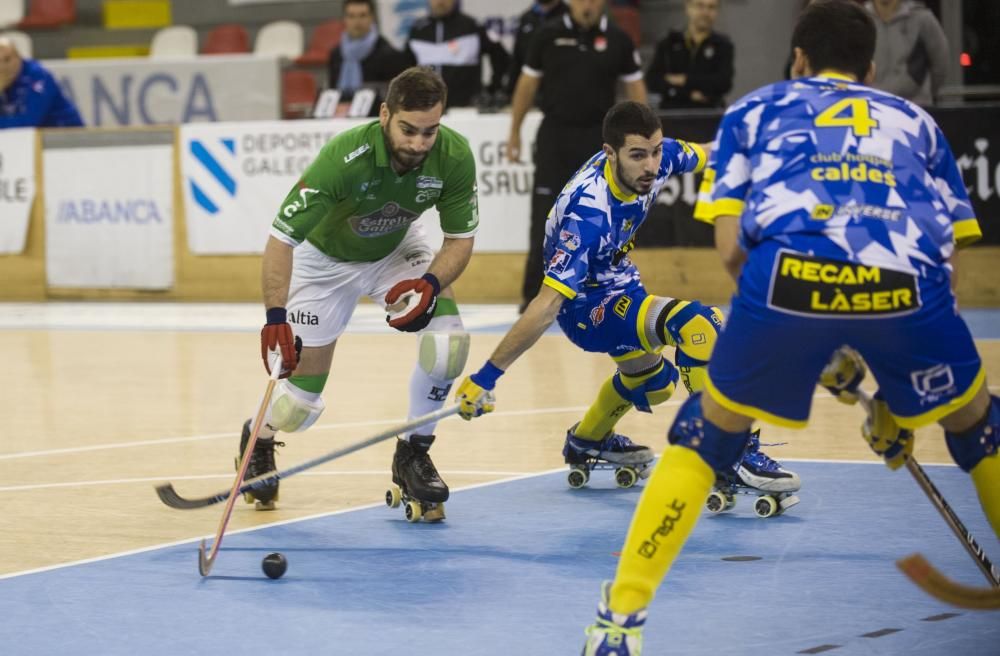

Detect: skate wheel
[753,495,778,518]
[638,464,653,480]
[385,486,402,508]
[404,500,423,522]
[242,492,255,505]
[615,467,638,488]
[254,500,276,511]
[706,491,729,514]
[567,467,589,489]
[725,494,737,510]
[422,503,445,523]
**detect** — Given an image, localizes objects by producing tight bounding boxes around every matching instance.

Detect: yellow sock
[971,453,1000,540]
[609,445,715,614]
[575,376,633,440]
[575,364,675,440]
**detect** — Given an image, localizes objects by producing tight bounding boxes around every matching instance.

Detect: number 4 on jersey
[815,98,879,137]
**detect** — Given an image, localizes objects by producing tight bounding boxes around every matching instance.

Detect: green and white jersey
[270,120,479,262]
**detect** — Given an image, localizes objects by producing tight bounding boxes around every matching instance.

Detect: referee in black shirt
[507,0,647,311]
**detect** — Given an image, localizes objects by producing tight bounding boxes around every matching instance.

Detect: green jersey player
[242,67,479,521]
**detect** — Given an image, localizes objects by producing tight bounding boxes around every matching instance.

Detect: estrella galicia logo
[188,137,237,215]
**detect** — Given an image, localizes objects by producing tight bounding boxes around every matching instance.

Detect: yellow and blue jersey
[694,72,981,278]
[541,138,705,302]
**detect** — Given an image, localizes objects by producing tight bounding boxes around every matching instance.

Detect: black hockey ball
[262,552,287,579]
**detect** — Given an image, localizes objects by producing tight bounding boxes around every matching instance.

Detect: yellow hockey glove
[455,375,496,420]
[819,346,866,405]
[862,392,914,470]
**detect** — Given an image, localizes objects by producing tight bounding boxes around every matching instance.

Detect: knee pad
[655,300,724,363]
[612,359,679,413]
[269,380,325,433]
[418,331,470,381]
[946,395,1000,472]
[667,393,750,472]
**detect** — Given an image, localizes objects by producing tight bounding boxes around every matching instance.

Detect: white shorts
[287,224,434,346]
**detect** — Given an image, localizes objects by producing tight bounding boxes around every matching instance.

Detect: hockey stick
[198,350,283,576]
[856,389,1000,607]
[157,403,461,511]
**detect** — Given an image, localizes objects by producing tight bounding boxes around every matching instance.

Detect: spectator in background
[865,0,949,104]
[405,0,509,108]
[645,0,733,109]
[0,37,83,128]
[327,0,407,102]
[507,1,568,97]
[507,0,646,312]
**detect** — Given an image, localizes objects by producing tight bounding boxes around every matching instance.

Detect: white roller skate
[563,426,655,489]
[582,581,646,656]
[705,430,801,518]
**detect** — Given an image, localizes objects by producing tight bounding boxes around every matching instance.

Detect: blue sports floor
[1,461,998,655]
[3,305,998,654]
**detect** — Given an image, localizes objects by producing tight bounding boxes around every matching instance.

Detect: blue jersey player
[455,100,799,494]
[578,2,1000,654]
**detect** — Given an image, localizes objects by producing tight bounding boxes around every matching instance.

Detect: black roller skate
[563,425,655,489]
[385,435,448,523]
[706,430,801,518]
[236,419,283,511]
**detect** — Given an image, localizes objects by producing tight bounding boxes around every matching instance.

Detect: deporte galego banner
[44,55,282,127]
[0,128,35,254]
[45,145,174,289]
[181,113,542,254]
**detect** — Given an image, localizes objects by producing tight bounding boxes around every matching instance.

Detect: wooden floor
[3,304,998,577]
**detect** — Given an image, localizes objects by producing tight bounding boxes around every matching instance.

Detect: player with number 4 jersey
[238,67,479,521]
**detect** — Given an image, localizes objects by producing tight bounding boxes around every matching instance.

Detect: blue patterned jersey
[694,73,981,277]
[542,139,705,300]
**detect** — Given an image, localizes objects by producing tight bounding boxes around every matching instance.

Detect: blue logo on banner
[188,138,237,215]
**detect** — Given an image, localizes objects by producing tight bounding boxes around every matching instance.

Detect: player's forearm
[714,214,746,282]
[509,74,538,135]
[262,236,294,309]
[488,285,564,370]
[427,236,475,290]
[623,79,647,104]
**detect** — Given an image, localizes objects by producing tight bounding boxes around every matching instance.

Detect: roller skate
[385,435,448,523]
[236,419,283,510]
[705,430,801,518]
[563,425,655,489]
[582,581,646,656]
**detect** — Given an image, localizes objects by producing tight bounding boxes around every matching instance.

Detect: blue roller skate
[706,430,801,518]
[563,425,655,489]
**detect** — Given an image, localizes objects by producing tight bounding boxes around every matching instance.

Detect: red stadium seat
[610,6,641,47]
[201,23,250,55]
[18,0,75,30]
[282,69,317,119]
[295,19,344,67]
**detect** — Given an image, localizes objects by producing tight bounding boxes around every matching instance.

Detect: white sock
[405,314,463,441]
[405,364,453,440]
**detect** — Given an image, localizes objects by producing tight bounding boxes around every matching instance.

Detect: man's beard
[616,160,654,196]
[383,126,428,172]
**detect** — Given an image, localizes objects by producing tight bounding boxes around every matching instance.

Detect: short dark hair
[384,67,448,114]
[791,0,875,81]
[343,0,375,15]
[602,101,662,151]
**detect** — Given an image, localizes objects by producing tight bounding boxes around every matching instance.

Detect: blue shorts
[706,243,984,429]
[556,283,658,359]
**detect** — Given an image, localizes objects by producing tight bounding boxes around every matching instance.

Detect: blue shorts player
[454,100,799,494]
[576,2,1000,653]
